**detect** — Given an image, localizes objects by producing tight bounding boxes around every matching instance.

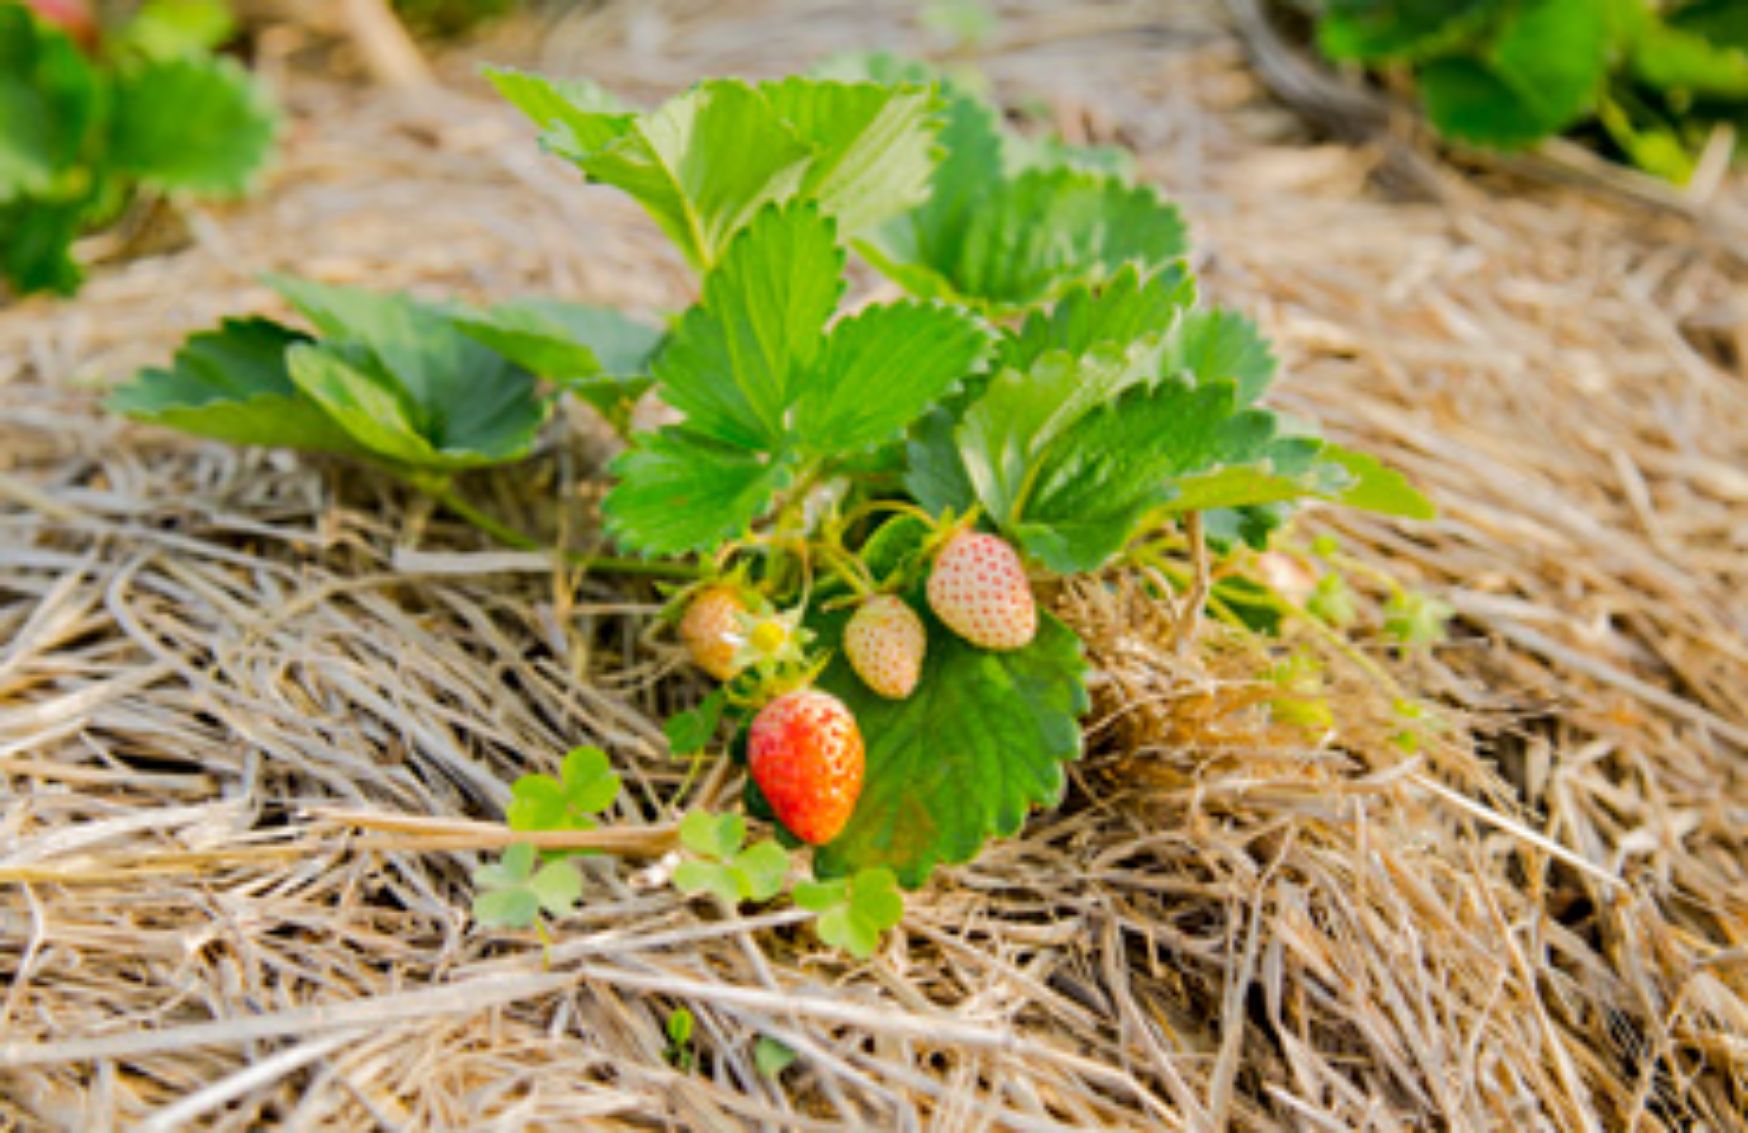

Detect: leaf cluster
[107,274,662,476]
[0,0,277,295]
[1314,0,1748,182]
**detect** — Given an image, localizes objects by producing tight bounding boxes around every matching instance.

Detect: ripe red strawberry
[844,594,925,699]
[748,689,864,845]
[926,530,1036,651]
[680,585,746,681]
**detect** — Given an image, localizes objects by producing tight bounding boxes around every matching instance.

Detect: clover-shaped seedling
[672,812,790,906]
[792,867,904,959]
[470,842,583,930]
[506,746,623,855]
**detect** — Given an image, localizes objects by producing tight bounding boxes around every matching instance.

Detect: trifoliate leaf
[653,201,845,449]
[792,299,992,455]
[864,163,1187,312]
[108,317,364,452]
[954,340,1164,535]
[1002,263,1196,374]
[812,606,1089,887]
[269,276,550,468]
[495,73,813,271]
[604,426,795,555]
[755,77,944,235]
[108,56,277,196]
[0,5,99,203]
[449,298,663,425]
[1013,378,1269,573]
[483,67,635,153]
[1160,307,1277,405]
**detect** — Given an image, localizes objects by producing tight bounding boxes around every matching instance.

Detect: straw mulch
[3,2,1745,1128]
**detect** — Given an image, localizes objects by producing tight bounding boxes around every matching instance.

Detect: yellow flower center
[749,620,789,656]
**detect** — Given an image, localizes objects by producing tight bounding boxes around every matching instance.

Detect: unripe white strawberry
[926,531,1036,651]
[680,585,746,681]
[844,595,926,699]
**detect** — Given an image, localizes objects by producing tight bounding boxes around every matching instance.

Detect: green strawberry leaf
[0,5,99,204]
[484,68,634,154]
[792,877,848,911]
[1002,263,1196,375]
[792,299,992,455]
[108,317,364,452]
[268,276,551,469]
[952,340,1165,536]
[492,72,812,271]
[1628,17,1748,99]
[754,77,943,235]
[108,55,278,196]
[1160,307,1277,406]
[604,426,795,555]
[449,298,664,425]
[864,165,1187,312]
[812,607,1089,887]
[652,200,845,449]
[1011,378,1270,573]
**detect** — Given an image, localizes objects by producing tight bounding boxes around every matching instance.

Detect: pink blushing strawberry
[748,689,864,845]
[844,594,925,700]
[926,530,1036,651]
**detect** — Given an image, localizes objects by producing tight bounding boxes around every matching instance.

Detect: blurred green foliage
[1313,0,1748,182]
[0,0,276,297]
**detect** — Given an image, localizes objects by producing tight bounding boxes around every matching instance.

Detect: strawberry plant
[0,0,278,296]
[1311,0,1748,183]
[114,63,1437,944]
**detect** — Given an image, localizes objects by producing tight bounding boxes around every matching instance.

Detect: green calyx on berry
[926,530,1037,651]
[748,688,865,845]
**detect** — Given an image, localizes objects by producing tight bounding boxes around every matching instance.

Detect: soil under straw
[2,2,1745,1129]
